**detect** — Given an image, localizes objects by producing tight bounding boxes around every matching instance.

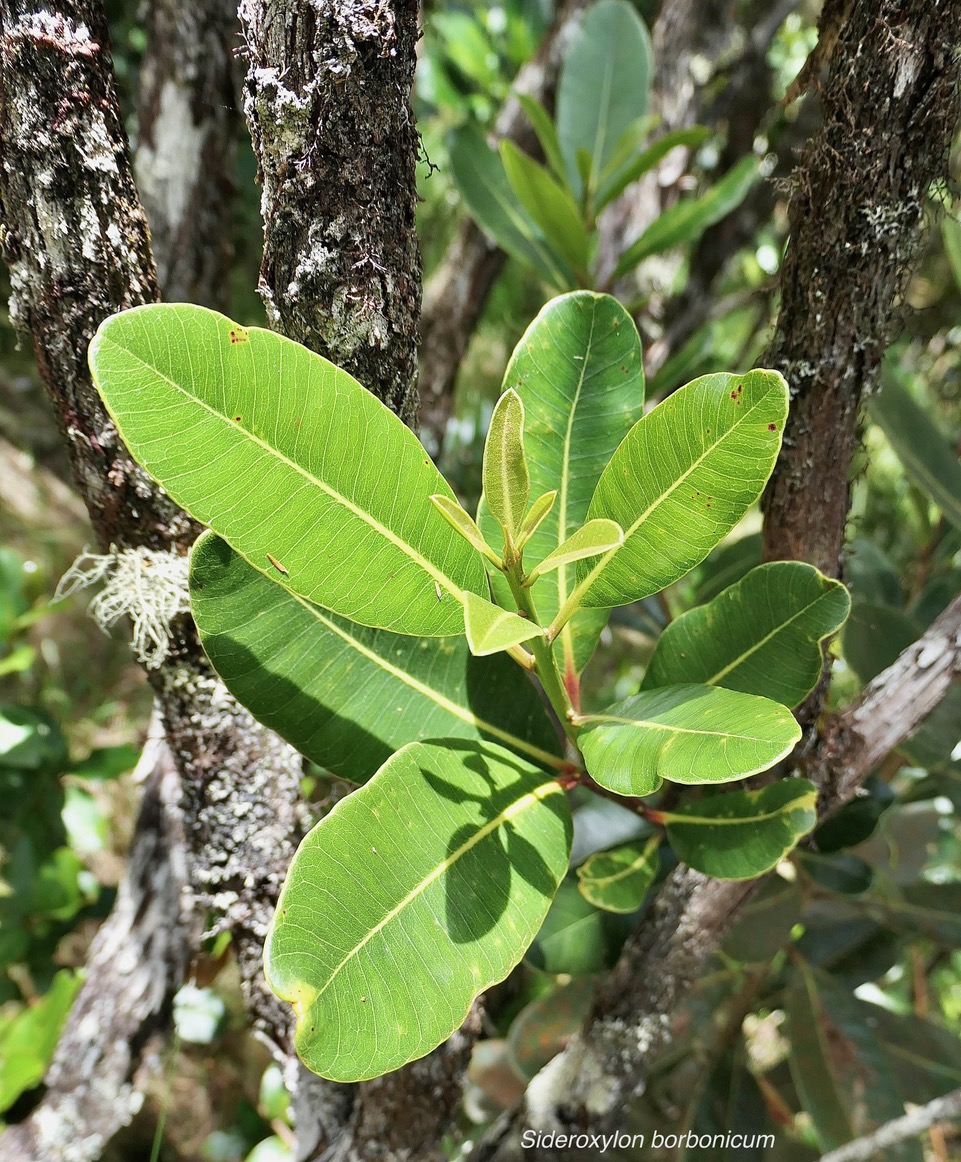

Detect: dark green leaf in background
[555,0,653,200]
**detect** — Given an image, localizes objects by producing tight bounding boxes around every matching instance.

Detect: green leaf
[500,141,590,275]
[190,535,563,781]
[90,304,488,637]
[449,123,573,289]
[463,590,543,656]
[517,94,568,186]
[516,490,557,550]
[722,875,802,963]
[663,780,817,880]
[596,125,710,214]
[0,972,81,1113]
[868,368,961,533]
[430,494,501,566]
[576,835,659,912]
[871,883,961,946]
[578,684,800,796]
[556,0,653,199]
[868,1005,961,1105]
[642,562,850,708]
[843,601,920,685]
[480,292,645,676]
[576,370,787,611]
[787,962,923,1160]
[482,388,530,541]
[614,156,760,279]
[525,880,633,974]
[507,977,594,1080]
[526,519,623,583]
[265,740,572,1081]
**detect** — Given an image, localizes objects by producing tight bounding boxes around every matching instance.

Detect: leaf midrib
[103,336,462,596]
[706,589,839,686]
[581,711,780,743]
[665,795,816,829]
[307,778,564,1005]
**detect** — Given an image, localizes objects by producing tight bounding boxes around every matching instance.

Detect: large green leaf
[642,562,850,708]
[449,123,572,289]
[578,684,800,796]
[575,835,659,912]
[480,292,645,677]
[869,368,961,532]
[190,535,563,782]
[787,962,923,1160]
[0,971,81,1114]
[90,304,487,637]
[577,370,787,610]
[614,156,760,278]
[266,740,572,1081]
[555,0,652,199]
[662,780,817,880]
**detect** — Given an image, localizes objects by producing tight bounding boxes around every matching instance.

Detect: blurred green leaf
[450,123,573,287]
[787,961,922,1159]
[576,835,659,912]
[842,601,919,684]
[596,125,709,214]
[869,368,961,533]
[0,971,81,1113]
[500,141,589,275]
[556,0,653,199]
[507,976,594,1079]
[614,157,760,278]
[526,880,633,974]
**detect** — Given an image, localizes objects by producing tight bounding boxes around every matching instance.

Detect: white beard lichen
[56,546,190,669]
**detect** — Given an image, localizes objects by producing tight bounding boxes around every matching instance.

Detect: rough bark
[135,0,240,308]
[762,0,961,572]
[237,0,421,424]
[0,4,313,1156]
[475,4,961,1156]
[0,744,190,1162]
[417,0,590,452]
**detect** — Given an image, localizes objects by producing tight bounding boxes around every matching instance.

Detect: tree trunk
[238,0,422,423]
[135,0,240,308]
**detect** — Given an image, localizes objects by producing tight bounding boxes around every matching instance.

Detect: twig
[818,1087,961,1162]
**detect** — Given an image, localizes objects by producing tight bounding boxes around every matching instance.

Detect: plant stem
[503,562,580,746]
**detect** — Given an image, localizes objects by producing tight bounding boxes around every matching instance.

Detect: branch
[417,0,591,452]
[818,1087,961,1162]
[238,0,422,423]
[135,0,240,307]
[0,737,190,1162]
[762,0,961,572]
